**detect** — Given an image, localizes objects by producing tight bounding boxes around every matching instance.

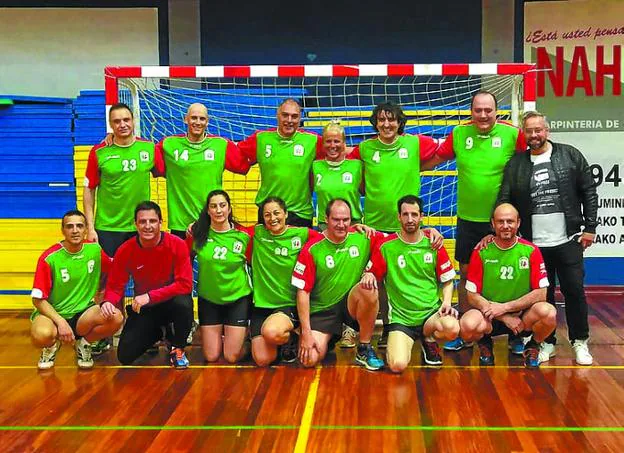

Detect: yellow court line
[294,367,322,453]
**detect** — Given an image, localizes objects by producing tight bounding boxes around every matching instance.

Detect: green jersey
[312,159,363,223]
[84,140,155,232]
[353,134,438,232]
[31,241,110,319]
[239,129,321,219]
[251,225,319,309]
[156,134,250,231]
[465,238,548,303]
[189,225,252,304]
[369,233,456,326]
[292,231,379,313]
[438,121,525,222]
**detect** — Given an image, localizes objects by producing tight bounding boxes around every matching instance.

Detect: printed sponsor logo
[519,257,529,269]
[136,264,144,270]
[106,155,121,160]
[71,254,85,260]
[204,149,215,160]
[485,259,499,264]
[424,252,433,263]
[441,261,452,270]
[294,262,306,274]
[349,246,360,258]
[399,148,409,159]
[492,137,502,148]
[139,151,150,162]
[233,241,243,253]
[292,237,302,249]
[342,172,353,183]
[293,144,304,156]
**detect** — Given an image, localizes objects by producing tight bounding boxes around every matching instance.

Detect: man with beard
[495,111,598,365]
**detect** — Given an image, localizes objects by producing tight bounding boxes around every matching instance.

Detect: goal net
[105,64,536,242]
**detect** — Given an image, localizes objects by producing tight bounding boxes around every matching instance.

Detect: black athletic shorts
[65,306,93,338]
[97,230,136,258]
[198,295,251,327]
[310,297,359,336]
[455,218,493,265]
[386,310,438,341]
[250,306,299,338]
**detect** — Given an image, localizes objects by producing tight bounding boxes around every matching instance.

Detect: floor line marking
[0,425,622,432]
[1,365,623,370]
[294,367,322,453]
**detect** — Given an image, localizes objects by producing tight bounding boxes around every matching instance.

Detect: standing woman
[188,190,252,363]
[250,197,321,366]
[312,121,363,231]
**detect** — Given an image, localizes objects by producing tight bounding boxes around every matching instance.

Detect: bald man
[154,103,251,238]
[459,203,556,368]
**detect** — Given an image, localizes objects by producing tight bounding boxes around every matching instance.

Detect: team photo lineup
[30,90,598,373]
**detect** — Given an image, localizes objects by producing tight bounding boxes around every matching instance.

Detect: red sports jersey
[103,232,193,307]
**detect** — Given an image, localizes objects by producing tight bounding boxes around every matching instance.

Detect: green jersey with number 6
[189,225,252,304]
[84,140,155,232]
[31,242,109,320]
[369,233,456,326]
[292,232,377,313]
[252,225,318,309]
[465,238,548,303]
[312,159,363,223]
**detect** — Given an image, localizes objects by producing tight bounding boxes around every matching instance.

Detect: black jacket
[496,140,598,241]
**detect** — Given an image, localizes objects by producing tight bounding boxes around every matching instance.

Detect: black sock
[358,342,370,353]
[525,339,539,350]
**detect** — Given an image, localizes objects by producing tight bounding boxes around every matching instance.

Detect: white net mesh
[119,73,524,239]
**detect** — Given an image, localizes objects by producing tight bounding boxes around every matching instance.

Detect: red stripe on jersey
[224,66,251,78]
[170,66,197,78]
[278,66,305,77]
[333,65,359,77]
[387,64,414,76]
[442,64,470,75]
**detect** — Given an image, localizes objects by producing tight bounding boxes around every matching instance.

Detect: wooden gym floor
[0,292,623,452]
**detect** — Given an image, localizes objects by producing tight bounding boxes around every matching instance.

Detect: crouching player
[31,210,123,369]
[460,203,556,368]
[292,199,384,370]
[362,195,458,372]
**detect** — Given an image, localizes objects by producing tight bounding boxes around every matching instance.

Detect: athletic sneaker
[443,337,473,351]
[523,341,540,368]
[538,342,556,363]
[572,339,593,366]
[508,336,525,355]
[169,347,190,369]
[478,339,494,366]
[338,325,357,349]
[377,328,389,349]
[280,332,298,363]
[355,343,384,371]
[38,341,61,370]
[421,341,443,366]
[75,338,94,369]
[91,338,111,356]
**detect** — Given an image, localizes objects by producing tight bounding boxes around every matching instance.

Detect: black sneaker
[280,331,298,363]
[478,338,494,366]
[421,340,443,366]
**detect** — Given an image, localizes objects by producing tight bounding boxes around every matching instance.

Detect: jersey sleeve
[465,249,484,294]
[436,131,456,160]
[314,134,325,160]
[348,145,361,160]
[418,135,439,162]
[237,132,258,165]
[225,140,252,174]
[367,240,388,281]
[529,246,549,289]
[31,255,53,300]
[84,144,102,188]
[184,235,194,253]
[235,224,255,263]
[291,243,317,293]
[435,245,456,283]
[515,128,527,152]
[152,139,166,177]
[147,239,193,304]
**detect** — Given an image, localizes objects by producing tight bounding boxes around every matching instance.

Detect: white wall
[0,8,159,98]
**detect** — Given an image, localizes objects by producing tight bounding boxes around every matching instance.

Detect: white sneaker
[538,342,556,363]
[38,341,61,370]
[75,338,94,369]
[572,339,593,366]
[339,325,357,348]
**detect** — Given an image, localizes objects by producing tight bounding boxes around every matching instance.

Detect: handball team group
[30,91,598,372]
